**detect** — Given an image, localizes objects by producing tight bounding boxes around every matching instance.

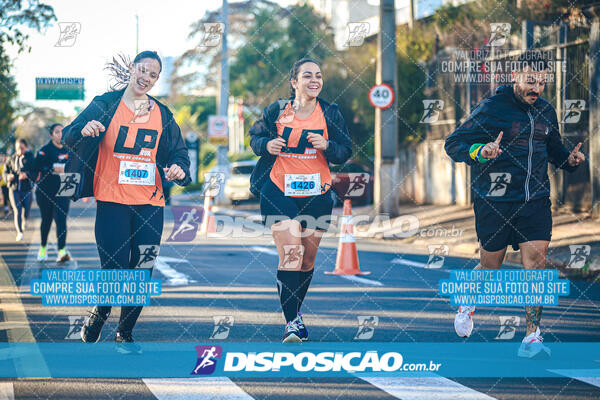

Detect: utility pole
[374,0,399,216]
[215,0,230,205]
[219,0,229,117]
[589,12,600,217]
[135,15,139,54]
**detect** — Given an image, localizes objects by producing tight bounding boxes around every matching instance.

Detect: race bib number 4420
[284,173,321,196]
[118,161,156,186]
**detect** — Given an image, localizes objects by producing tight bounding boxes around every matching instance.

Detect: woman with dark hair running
[62,51,191,353]
[249,58,352,342]
[34,123,72,262]
[3,138,34,241]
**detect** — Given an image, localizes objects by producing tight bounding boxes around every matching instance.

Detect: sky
[7,0,230,116]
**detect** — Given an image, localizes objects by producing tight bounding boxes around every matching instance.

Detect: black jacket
[445,84,578,202]
[3,151,34,192]
[248,97,353,197]
[61,89,191,201]
[33,141,70,196]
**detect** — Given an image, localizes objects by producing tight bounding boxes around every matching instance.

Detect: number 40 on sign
[368,83,395,109]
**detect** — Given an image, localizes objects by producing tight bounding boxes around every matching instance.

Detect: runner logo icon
[136,245,160,269]
[495,316,520,340]
[346,22,369,47]
[354,316,379,340]
[567,245,591,269]
[563,100,585,124]
[487,172,511,197]
[168,206,203,242]
[210,316,234,340]
[55,22,81,47]
[345,173,369,197]
[427,244,448,269]
[56,173,80,197]
[65,315,86,339]
[487,23,510,47]
[420,100,444,123]
[191,345,222,375]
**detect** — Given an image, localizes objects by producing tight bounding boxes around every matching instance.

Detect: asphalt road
[1,199,600,399]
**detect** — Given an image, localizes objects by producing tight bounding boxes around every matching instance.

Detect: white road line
[143,377,254,400]
[155,257,195,286]
[0,382,14,400]
[363,377,496,399]
[0,252,49,376]
[549,369,600,388]
[391,258,432,269]
[339,275,384,286]
[250,246,278,256]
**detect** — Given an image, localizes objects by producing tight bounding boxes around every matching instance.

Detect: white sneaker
[454,306,475,337]
[518,328,551,358]
[15,232,23,242]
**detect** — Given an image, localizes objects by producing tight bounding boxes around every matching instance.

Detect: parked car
[224,160,257,204]
[330,160,374,206]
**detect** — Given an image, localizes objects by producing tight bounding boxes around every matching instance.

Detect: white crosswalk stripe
[549,369,600,388]
[0,382,14,400]
[143,377,255,399]
[362,376,497,399]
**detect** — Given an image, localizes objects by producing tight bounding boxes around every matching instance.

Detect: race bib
[118,161,156,186]
[284,173,321,196]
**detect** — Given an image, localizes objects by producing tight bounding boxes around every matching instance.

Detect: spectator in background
[3,139,35,241]
[0,154,10,215]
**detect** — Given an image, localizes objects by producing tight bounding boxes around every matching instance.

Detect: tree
[0,0,55,145]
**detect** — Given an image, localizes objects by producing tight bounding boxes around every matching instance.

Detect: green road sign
[35,77,84,100]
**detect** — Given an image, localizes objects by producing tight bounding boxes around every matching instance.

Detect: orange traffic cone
[325,199,370,275]
[200,195,216,235]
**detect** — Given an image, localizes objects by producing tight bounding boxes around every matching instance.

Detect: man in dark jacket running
[445,50,585,358]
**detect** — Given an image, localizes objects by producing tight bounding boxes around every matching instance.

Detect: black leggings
[94,200,164,335]
[36,189,70,248]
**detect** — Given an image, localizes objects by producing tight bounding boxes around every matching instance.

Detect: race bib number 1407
[118,161,156,186]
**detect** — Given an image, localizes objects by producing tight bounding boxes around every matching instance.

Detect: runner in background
[62,51,191,353]
[0,154,10,215]
[3,139,34,241]
[33,123,72,262]
[249,58,352,342]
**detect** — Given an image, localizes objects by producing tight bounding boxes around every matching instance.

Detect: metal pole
[135,15,139,54]
[219,0,229,117]
[215,0,229,205]
[374,0,399,215]
[589,20,600,217]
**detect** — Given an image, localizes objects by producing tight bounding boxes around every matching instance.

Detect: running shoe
[518,328,551,359]
[294,313,308,341]
[15,232,23,242]
[37,246,47,262]
[56,248,71,263]
[81,307,108,343]
[115,332,142,355]
[282,320,302,343]
[454,306,476,338]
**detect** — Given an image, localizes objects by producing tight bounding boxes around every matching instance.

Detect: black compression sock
[297,269,314,313]
[276,269,300,323]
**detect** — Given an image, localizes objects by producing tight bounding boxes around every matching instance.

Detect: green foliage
[200,142,217,169]
[229,3,335,103]
[228,150,257,163]
[0,0,55,145]
[395,25,436,143]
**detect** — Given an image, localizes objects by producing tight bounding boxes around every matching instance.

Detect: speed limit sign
[368,83,395,109]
